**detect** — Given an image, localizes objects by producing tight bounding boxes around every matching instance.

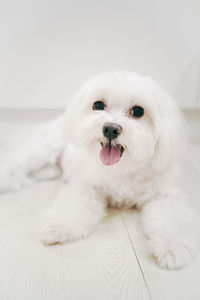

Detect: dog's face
[64,72,185,171]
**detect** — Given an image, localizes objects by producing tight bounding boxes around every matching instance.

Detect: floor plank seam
[120,212,152,300]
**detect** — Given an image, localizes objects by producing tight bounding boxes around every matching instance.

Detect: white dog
[0,71,199,269]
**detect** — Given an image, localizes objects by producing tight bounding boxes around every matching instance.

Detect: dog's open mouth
[100,142,124,166]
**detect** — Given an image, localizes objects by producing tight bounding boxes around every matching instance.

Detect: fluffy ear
[62,83,89,144]
[152,86,186,170]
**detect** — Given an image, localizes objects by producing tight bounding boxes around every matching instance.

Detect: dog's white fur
[0,71,199,269]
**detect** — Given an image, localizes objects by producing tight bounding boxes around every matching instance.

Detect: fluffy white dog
[0,72,199,269]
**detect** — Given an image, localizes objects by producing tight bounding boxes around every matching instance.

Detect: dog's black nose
[103,123,122,140]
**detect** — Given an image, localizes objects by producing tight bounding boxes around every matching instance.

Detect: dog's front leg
[40,182,105,245]
[140,190,198,269]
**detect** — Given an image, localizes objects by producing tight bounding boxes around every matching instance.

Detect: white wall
[0,0,200,109]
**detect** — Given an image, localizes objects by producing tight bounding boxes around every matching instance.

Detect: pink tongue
[100,144,121,165]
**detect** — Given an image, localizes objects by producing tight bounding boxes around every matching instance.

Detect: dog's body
[0,72,199,269]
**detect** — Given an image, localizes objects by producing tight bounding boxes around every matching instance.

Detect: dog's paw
[147,237,193,269]
[0,167,33,193]
[41,224,90,245]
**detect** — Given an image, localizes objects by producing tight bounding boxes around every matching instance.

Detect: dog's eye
[93,101,105,110]
[131,106,144,118]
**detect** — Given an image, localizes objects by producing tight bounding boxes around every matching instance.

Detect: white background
[0,0,200,109]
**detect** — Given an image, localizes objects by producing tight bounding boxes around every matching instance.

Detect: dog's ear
[152,85,186,170]
[62,83,89,143]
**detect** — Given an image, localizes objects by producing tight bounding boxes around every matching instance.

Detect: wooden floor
[0,112,200,300]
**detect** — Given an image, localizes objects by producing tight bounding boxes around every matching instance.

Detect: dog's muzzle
[100,123,124,166]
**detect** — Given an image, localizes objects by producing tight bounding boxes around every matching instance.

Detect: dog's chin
[99,142,124,166]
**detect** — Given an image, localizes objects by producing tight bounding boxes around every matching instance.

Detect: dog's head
[63,72,185,171]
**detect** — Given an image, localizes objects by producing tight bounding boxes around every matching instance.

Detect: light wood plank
[0,181,150,300]
[122,209,200,300]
